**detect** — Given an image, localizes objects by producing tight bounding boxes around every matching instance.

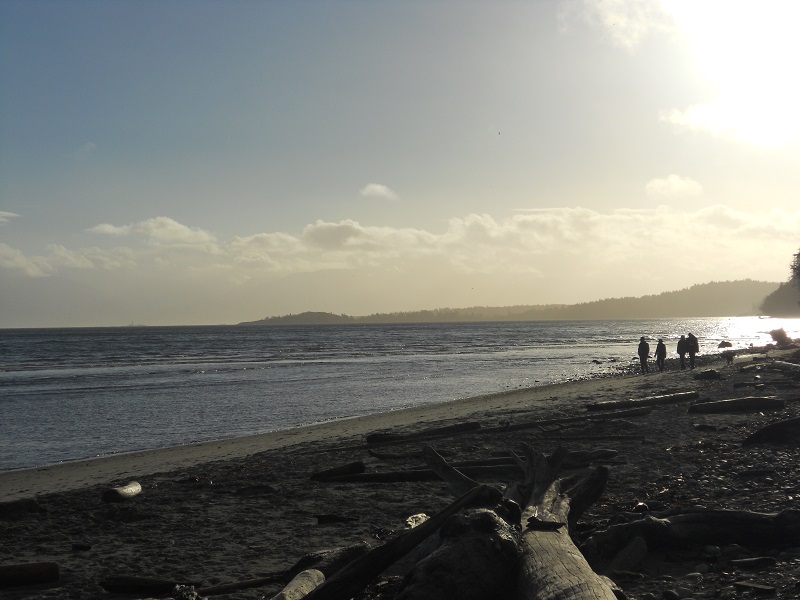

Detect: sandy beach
[2,347,799,599]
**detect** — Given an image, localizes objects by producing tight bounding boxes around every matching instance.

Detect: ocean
[2,316,798,473]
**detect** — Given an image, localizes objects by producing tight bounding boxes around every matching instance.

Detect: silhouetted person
[654,339,667,372]
[687,332,699,369]
[677,335,688,369]
[637,336,650,373]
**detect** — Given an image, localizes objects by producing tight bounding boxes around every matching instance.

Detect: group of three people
[637,333,699,373]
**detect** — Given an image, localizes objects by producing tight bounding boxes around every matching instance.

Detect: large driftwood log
[269,569,324,600]
[0,562,59,589]
[366,422,481,445]
[313,450,618,484]
[302,485,489,600]
[586,391,698,411]
[514,445,618,600]
[767,360,800,375]
[395,445,617,600]
[581,509,800,561]
[743,416,800,445]
[687,396,785,413]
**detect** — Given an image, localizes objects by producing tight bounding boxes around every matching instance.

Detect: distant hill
[239,279,780,325]
[760,280,800,316]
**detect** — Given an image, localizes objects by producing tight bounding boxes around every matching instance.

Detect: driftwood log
[581,509,800,563]
[687,396,785,413]
[312,450,618,484]
[0,562,59,589]
[269,569,325,600]
[393,445,618,600]
[301,485,490,600]
[585,391,698,411]
[743,416,800,445]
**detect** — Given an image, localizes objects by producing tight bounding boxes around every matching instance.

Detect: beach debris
[310,461,365,481]
[366,422,481,445]
[0,497,45,521]
[288,541,374,577]
[269,569,324,600]
[172,584,207,600]
[300,485,488,600]
[604,535,648,575]
[743,415,800,446]
[100,574,189,595]
[693,369,722,380]
[391,445,618,600]
[585,391,699,411]
[581,508,800,560]
[718,341,733,348]
[0,562,59,589]
[101,480,142,502]
[768,360,800,375]
[687,396,785,414]
[310,450,618,484]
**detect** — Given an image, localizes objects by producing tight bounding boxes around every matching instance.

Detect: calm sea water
[1,317,798,473]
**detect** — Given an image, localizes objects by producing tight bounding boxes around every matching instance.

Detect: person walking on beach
[687,332,700,369]
[677,335,688,369]
[637,336,650,373]
[654,338,667,372]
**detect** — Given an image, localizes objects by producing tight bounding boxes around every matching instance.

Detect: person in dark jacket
[654,339,667,372]
[687,332,699,369]
[637,336,650,373]
[677,335,688,369]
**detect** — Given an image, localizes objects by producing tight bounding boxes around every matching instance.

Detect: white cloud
[645,175,703,197]
[0,211,20,224]
[560,0,671,51]
[0,243,53,277]
[89,216,217,245]
[359,183,398,200]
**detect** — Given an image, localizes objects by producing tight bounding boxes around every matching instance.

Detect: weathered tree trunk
[581,509,800,561]
[0,562,59,589]
[514,445,618,600]
[586,391,698,411]
[269,569,324,600]
[395,445,618,600]
[302,485,488,600]
[688,396,785,413]
[743,416,800,445]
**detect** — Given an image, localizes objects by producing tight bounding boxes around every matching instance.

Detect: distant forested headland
[240,279,800,326]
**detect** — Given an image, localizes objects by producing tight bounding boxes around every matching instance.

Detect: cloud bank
[2,206,798,326]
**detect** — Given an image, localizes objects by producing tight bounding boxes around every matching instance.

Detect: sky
[1,0,799,327]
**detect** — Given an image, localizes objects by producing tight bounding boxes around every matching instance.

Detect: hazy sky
[2,0,799,327]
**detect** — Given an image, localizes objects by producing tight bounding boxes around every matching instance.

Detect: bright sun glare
[664,0,800,148]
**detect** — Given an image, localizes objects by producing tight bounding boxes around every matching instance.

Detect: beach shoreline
[2,346,799,599]
[0,349,755,503]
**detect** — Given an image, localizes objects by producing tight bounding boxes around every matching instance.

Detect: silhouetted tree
[791,247,800,288]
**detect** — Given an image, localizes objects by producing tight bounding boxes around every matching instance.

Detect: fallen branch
[687,396,785,414]
[586,391,698,411]
[302,485,488,600]
[743,416,800,446]
[581,509,800,561]
[366,422,481,445]
[269,569,324,600]
[0,562,59,589]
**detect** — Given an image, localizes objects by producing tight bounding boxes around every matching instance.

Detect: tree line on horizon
[240,279,800,326]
